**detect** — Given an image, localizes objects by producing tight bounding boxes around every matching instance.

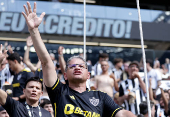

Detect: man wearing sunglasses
[21,2,136,117]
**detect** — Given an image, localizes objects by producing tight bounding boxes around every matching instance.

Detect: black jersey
[3,96,51,117]
[12,69,34,97]
[46,79,122,117]
[35,68,43,80]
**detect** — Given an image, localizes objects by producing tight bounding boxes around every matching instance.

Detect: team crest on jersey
[17,74,22,80]
[89,97,99,106]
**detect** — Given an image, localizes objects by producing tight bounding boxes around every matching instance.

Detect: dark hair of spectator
[24,77,43,91]
[7,52,21,63]
[113,58,123,65]
[146,59,153,68]
[139,101,154,115]
[137,114,144,117]
[40,99,51,108]
[99,53,108,59]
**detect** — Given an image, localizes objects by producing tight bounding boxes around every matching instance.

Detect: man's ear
[14,60,18,64]
[23,88,26,95]
[64,72,68,80]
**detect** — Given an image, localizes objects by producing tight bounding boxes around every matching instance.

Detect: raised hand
[131,72,140,79]
[26,36,33,47]
[58,46,64,55]
[7,45,14,54]
[22,2,45,30]
[0,44,7,65]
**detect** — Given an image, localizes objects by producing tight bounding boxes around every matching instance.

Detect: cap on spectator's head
[0,106,5,112]
[129,61,140,69]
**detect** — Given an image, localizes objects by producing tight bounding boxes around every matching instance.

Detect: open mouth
[73,70,82,75]
[31,93,37,97]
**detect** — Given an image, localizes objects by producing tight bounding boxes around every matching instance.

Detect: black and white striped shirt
[155,104,167,117]
[119,77,146,115]
[0,64,13,89]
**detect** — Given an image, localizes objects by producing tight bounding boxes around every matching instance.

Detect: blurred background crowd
[1,0,170,117]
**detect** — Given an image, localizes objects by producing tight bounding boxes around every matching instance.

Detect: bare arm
[119,95,128,105]
[110,73,119,92]
[58,46,66,74]
[115,110,136,117]
[24,37,38,72]
[0,45,8,105]
[22,2,57,87]
[149,79,157,104]
[160,88,169,114]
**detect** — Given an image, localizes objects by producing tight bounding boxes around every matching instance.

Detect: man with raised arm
[22,2,136,117]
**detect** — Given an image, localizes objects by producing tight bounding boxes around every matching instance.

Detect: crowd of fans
[0,36,170,117]
[0,2,170,116]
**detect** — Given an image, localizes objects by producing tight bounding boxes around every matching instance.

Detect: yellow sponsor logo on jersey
[64,104,100,117]
[70,96,75,100]
[12,83,20,87]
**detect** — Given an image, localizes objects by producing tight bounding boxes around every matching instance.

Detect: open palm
[22,2,45,30]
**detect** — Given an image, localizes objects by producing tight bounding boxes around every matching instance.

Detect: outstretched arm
[0,45,8,105]
[58,46,66,74]
[110,73,119,91]
[24,36,38,72]
[22,2,57,87]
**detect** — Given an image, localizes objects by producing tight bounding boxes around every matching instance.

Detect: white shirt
[147,69,162,89]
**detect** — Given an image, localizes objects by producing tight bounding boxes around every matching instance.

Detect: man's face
[8,60,17,72]
[44,104,53,113]
[117,62,123,68]
[124,63,129,72]
[23,81,43,102]
[101,61,109,72]
[0,110,9,117]
[64,58,90,83]
[128,64,139,76]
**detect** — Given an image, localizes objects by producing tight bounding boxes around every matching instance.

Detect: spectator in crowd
[120,60,131,81]
[139,101,155,117]
[50,53,57,67]
[0,44,13,89]
[40,99,54,117]
[93,60,119,98]
[164,58,170,75]
[112,58,123,82]
[24,36,41,73]
[150,77,170,117]
[146,59,162,96]
[7,52,34,102]
[0,105,9,117]
[93,53,114,76]
[119,61,146,115]
[22,2,136,116]
[0,76,51,117]
[154,57,160,69]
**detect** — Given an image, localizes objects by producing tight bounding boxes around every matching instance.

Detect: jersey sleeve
[103,94,123,117]
[2,96,20,116]
[45,79,64,104]
[27,71,34,79]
